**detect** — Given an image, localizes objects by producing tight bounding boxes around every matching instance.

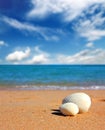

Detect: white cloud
[28,0,105,21]
[34,46,48,55]
[2,16,39,31]
[57,48,105,64]
[80,29,105,41]
[27,46,50,64]
[74,6,105,41]
[0,40,8,47]
[5,46,51,64]
[6,47,30,62]
[5,45,105,64]
[86,43,94,48]
[1,16,60,41]
[0,41,5,46]
[27,0,105,42]
[28,54,49,64]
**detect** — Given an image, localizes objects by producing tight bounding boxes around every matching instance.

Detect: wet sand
[0,90,105,130]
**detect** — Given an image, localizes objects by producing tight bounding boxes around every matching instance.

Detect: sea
[0,65,105,90]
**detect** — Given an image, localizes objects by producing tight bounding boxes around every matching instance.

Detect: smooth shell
[59,102,79,116]
[62,92,91,113]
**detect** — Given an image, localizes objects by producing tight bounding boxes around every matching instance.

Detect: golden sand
[0,90,105,130]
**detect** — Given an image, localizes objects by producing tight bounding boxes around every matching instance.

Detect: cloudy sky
[0,0,105,64]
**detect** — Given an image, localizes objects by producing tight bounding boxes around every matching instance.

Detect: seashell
[62,92,91,113]
[59,102,79,116]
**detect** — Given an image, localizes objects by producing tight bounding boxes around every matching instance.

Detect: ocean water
[0,65,105,90]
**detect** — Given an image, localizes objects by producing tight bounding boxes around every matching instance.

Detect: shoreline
[1,89,105,130]
[0,84,105,90]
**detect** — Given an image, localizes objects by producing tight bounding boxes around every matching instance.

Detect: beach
[0,89,105,130]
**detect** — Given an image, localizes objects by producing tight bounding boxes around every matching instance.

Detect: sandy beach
[0,90,105,130]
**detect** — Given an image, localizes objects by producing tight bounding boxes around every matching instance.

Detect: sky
[0,0,105,64]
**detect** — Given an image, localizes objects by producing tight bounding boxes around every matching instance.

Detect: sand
[0,90,105,130]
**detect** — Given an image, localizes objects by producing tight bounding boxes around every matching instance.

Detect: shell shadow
[99,99,105,102]
[51,109,64,116]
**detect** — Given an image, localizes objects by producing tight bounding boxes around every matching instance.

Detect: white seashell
[62,92,91,113]
[59,102,79,116]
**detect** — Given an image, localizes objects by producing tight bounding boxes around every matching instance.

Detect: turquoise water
[0,65,105,90]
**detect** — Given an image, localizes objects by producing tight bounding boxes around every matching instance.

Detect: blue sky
[0,0,105,64]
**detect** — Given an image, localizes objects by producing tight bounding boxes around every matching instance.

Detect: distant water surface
[0,65,105,90]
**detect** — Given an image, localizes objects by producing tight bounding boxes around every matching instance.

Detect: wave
[15,85,105,90]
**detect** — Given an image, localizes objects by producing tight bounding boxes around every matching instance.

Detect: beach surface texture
[0,90,105,130]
